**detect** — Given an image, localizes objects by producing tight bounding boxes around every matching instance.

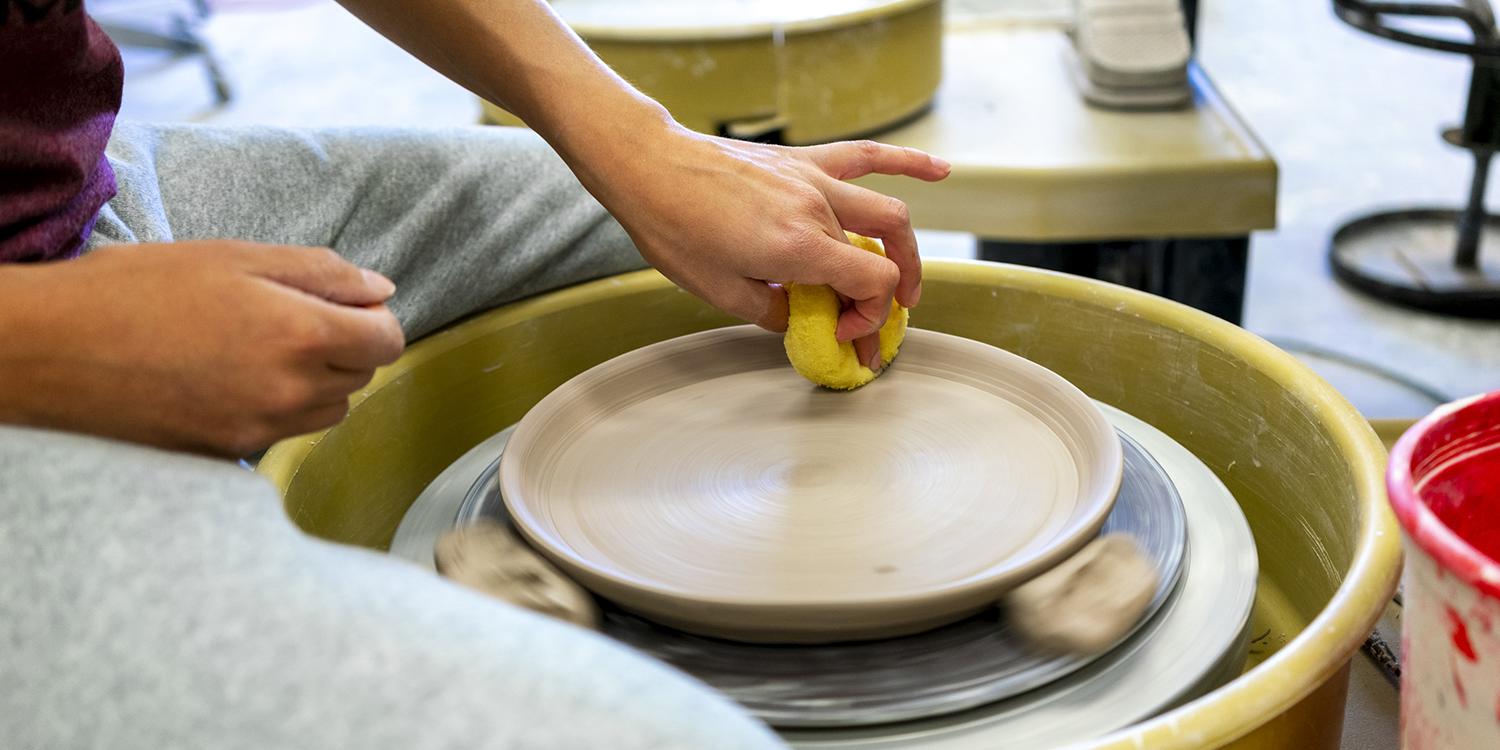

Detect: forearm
[333,0,674,180]
[0,264,64,429]
[334,0,948,346]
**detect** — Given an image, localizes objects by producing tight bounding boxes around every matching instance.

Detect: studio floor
[103,0,1500,420]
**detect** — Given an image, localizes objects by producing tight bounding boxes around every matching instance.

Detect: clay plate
[498,326,1123,643]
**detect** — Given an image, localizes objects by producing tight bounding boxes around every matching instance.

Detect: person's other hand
[0,241,405,457]
[582,127,950,370]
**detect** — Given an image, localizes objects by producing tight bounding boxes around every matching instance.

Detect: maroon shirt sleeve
[0,0,124,263]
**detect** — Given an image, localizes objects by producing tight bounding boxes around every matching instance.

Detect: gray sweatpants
[2,123,782,749]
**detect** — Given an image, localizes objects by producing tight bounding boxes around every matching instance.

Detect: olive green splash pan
[260,260,1400,749]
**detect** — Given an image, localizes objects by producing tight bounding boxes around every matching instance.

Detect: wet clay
[435,520,600,629]
[499,326,1123,643]
[1005,533,1159,654]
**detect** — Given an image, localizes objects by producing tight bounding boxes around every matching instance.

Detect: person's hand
[578,125,950,370]
[335,0,947,368]
[0,241,405,457]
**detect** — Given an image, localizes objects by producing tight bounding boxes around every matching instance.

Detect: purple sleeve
[0,0,124,263]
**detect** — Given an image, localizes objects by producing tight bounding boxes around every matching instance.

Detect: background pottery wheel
[481,0,942,145]
[497,326,1125,643]
[554,0,913,34]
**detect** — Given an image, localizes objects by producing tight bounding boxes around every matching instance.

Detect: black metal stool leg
[100,5,230,108]
[1327,0,1500,317]
[1456,147,1492,270]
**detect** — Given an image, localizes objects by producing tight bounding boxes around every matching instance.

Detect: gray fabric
[5,122,782,749]
[89,122,649,339]
[0,427,780,749]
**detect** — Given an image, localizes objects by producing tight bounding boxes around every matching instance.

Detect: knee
[195,550,790,749]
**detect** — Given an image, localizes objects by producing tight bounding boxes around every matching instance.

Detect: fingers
[853,333,882,373]
[316,365,379,401]
[259,355,379,445]
[803,140,951,182]
[753,281,791,333]
[314,304,407,370]
[791,233,899,342]
[705,276,790,333]
[237,244,396,307]
[264,361,377,442]
[259,274,407,371]
[821,180,922,308]
[287,400,354,437]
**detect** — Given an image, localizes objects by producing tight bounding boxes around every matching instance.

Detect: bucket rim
[1388,390,1500,600]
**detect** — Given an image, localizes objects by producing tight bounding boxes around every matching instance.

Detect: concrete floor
[105,0,1499,420]
[1202,0,1500,418]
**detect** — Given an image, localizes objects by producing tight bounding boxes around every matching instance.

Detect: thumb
[237,244,395,306]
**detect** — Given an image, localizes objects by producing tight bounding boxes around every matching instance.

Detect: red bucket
[1389,391,1500,749]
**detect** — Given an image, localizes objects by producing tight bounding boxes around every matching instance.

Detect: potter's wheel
[457,427,1180,728]
[391,404,1256,746]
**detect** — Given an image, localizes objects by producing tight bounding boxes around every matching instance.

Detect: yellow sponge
[784,233,908,390]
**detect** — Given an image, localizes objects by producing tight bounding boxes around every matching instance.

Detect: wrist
[552,103,698,215]
[541,89,679,180]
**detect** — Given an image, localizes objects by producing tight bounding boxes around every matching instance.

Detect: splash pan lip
[497,325,1124,643]
[259,259,1403,748]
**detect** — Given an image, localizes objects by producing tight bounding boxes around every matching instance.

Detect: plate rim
[497,326,1124,631]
